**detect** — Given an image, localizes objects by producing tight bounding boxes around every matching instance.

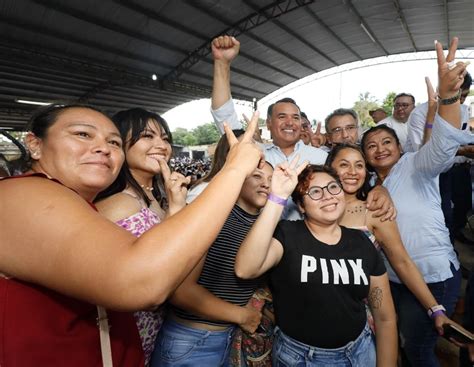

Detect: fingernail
[434,40,438,45]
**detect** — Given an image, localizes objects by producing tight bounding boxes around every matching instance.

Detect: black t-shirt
[270,221,386,348]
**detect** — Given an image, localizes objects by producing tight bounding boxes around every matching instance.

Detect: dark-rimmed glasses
[305,181,342,201]
[394,103,413,110]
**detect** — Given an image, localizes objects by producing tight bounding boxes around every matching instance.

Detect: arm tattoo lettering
[368,286,383,309]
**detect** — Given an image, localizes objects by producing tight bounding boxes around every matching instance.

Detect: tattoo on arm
[368,286,383,309]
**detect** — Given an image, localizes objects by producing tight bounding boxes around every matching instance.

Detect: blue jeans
[272,323,376,366]
[150,318,235,366]
[390,263,461,367]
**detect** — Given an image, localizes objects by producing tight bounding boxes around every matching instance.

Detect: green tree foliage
[172,123,220,146]
[351,91,396,128]
[172,127,197,146]
[192,123,220,145]
[352,92,379,129]
[382,92,396,115]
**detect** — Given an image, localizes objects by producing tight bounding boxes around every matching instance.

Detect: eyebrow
[339,158,363,163]
[69,123,121,138]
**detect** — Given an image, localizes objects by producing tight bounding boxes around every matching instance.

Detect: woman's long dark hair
[325,143,372,201]
[95,108,172,208]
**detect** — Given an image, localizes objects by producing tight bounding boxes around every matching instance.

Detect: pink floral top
[116,207,161,237]
[116,197,164,366]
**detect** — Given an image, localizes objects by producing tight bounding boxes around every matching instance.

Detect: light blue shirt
[211,99,328,220]
[406,102,470,164]
[382,114,473,283]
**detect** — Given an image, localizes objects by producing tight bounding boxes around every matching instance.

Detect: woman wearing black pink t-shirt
[235,162,397,366]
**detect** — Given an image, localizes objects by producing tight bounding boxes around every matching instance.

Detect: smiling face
[327,114,359,145]
[237,162,273,214]
[28,107,124,200]
[267,102,301,150]
[300,172,345,225]
[363,129,401,173]
[125,119,172,178]
[330,147,367,195]
[393,95,415,123]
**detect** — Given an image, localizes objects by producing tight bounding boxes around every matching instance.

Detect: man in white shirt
[210,36,328,169]
[379,93,416,152]
[210,35,395,221]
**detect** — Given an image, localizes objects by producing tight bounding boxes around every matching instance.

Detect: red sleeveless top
[0,174,144,366]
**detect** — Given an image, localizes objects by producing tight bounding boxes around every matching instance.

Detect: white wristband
[427,304,446,318]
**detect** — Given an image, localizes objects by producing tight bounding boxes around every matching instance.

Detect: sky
[163,49,473,133]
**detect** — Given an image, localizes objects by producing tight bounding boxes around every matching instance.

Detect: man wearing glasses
[210,36,328,169]
[210,35,394,221]
[325,108,360,146]
[378,93,416,151]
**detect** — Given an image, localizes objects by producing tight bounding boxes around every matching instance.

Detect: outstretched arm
[371,215,451,334]
[235,157,307,279]
[436,37,467,128]
[211,35,242,133]
[422,77,438,145]
[407,77,438,151]
[414,38,473,175]
[1,114,263,311]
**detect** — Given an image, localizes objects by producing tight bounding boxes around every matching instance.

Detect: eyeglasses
[330,125,357,136]
[305,181,342,201]
[394,103,413,110]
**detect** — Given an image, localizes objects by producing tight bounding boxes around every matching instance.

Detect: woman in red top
[0,104,263,366]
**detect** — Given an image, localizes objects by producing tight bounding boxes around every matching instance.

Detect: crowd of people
[170,156,211,185]
[0,34,473,367]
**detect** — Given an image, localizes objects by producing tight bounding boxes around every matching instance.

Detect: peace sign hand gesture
[436,37,468,99]
[223,111,264,176]
[308,122,327,148]
[271,155,308,199]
